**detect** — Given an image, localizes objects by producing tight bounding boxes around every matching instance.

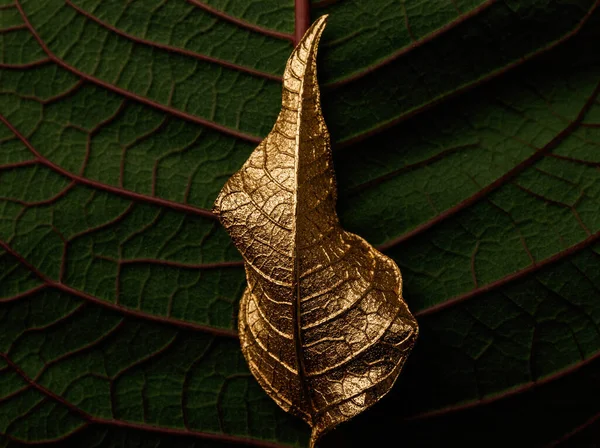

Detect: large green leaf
[1,0,600,446]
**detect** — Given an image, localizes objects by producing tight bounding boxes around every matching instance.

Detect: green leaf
[1,0,600,447]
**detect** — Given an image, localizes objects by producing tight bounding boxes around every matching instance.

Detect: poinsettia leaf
[1,0,600,447]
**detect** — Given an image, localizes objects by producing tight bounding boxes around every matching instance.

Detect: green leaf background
[1,0,600,446]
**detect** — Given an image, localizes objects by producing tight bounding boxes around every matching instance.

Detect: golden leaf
[213,15,418,447]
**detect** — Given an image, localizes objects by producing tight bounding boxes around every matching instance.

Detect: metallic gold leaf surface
[213,15,418,447]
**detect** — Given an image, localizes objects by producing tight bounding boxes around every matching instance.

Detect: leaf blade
[2,1,600,446]
[213,16,418,444]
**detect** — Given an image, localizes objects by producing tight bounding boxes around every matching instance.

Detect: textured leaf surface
[1,0,600,447]
[213,17,417,445]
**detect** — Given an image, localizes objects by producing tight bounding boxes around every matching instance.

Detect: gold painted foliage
[213,16,418,447]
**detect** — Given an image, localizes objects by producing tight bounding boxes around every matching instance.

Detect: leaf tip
[296,14,328,51]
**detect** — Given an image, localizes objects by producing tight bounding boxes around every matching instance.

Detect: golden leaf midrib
[290,17,329,425]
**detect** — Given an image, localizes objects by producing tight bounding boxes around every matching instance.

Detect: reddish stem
[295,0,311,45]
